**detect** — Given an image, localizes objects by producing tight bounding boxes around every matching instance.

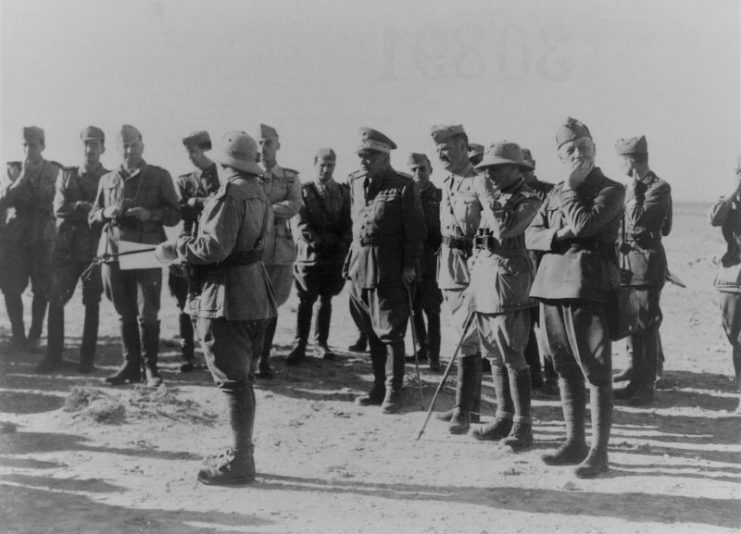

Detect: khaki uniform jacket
[710,191,741,291]
[293,179,352,266]
[0,159,60,243]
[343,169,426,288]
[54,163,109,262]
[177,169,278,321]
[438,164,482,290]
[470,176,542,313]
[620,171,672,287]
[261,164,302,266]
[175,163,220,235]
[526,167,625,302]
[89,162,181,256]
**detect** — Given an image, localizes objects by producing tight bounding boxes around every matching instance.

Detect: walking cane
[404,281,425,410]
[416,309,476,441]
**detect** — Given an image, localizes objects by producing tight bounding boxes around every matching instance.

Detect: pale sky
[2,0,739,200]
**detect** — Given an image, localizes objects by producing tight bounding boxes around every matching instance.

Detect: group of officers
[4,115,738,488]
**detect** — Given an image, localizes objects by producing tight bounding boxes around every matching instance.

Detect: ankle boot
[381,341,404,414]
[105,319,142,385]
[5,293,26,349]
[348,331,368,352]
[198,385,256,485]
[36,305,64,374]
[574,384,612,478]
[141,321,162,387]
[79,303,99,373]
[613,337,634,382]
[27,294,48,344]
[257,317,277,378]
[314,297,336,360]
[471,365,513,441]
[500,368,533,450]
[614,334,643,400]
[542,377,588,465]
[286,341,307,366]
[628,332,658,406]
[449,354,477,434]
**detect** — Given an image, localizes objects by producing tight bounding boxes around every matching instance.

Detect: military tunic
[176,168,277,386]
[526,167,625,384]
[710,191,741,345]
[438,165,483,354]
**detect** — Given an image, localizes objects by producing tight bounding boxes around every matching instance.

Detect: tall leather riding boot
[141,320,162,387]
[613,337,635,383]
[4,293,26,348]
[426,309,441,372]
[198,385,256,485]
[449,353,478,433]
[27,293,48,344]
[524,329,543,388]
[542,377,588,465]
[313,296,335,360]
[470,353,482,424]
[575,383,612,478]
[356,337,387,406]
[628,332,658,406]
[471,363,513,440]
[614,334,643,399]
[500,367,533,449]
[287,298,312,365]
[105,319,142,385]
[381,340,405,414]
[79,303,99,373]
[178,312,195,364]
[257,316,277,378]
[36,304,64,373]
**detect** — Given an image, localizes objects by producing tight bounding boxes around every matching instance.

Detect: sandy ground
[1,201,740,534]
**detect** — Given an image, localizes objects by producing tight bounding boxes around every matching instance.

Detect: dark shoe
[574,449,609,478]
[500,423,533,450]
[256,363,275,379]
[356,383,385,406]
[105,364,141,385]
[470,418,513,441]
[381,389,401,414]
[197,448,255,486]
[315,345,336,361]
[448,408,470,434]
[348,335,368,352]
[35,357,61,374]
[286,345,307,366]
[542,440,589,466]
[428,359,441,373]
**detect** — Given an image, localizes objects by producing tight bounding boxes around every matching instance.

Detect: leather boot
[178,312,196,371]
[35,304,64,374]
[542,377,588,465]
[257,316,277,378]
[426,309,441,372]
[79,303,99,373]
[286,341,307,366]
[628,332,658,406]
[500,368,533,450]
[614,334,643,400]
[141,320,162,387]
[470,353,482,424]
[356,339,386,406]
[449,354,477,433]
[381,341,405,414]
[471,364,513,441]
[5,293,26,349]
[613,337,634,383]
[314,296,336,360]
[27,293,48,346]
[105,319,142,385]
[198,385,256,485]
[574,384,612,478]
[348,331,368,352]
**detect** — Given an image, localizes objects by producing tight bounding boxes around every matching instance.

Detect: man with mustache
[526,117,625,478]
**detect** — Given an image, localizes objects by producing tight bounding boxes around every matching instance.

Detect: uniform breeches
[265,264,293,308]
[0,239,54,297]
[293,263,345,301]
[196,317,267,388]
[476,309,530,371]
[540,299,612,386]
[443,288,478,355]
[628,286,663,335]
[49,259,103,308]
[102,264,161,325]
[349,283,409,344]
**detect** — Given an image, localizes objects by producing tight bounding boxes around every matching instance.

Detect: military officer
[431,124,484,433]
[286,148,351,364]
[346,127,425,414]
[521,148,558,394]
[613,136,672,405]
[170,130,221,372]
[256,124,302,378]
[468,142,542,449]
[157,131,277,485]
[526,117,625,478]
[407,153,443,371]
[0,126,60,349]
[90,125,180,387]
[35,126,108,374]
